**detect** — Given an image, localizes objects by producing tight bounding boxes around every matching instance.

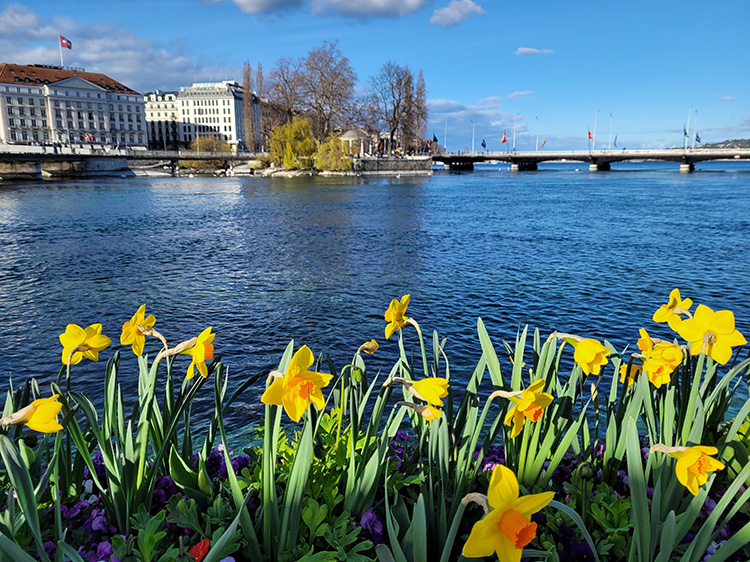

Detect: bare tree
[414,70,428,146]
[269,56,303,125]
[300,40,356,139]
[242,61,256,151]
[255,62,265,150]
[369,61,411,153]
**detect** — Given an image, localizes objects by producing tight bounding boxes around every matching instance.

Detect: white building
[0,63,146,148]
[143,90,184,150]
[176,81,247,150]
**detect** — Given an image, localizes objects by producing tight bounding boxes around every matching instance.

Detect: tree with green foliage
[269,117,316,169]
[315,136,352,172]
[181,134,232,169]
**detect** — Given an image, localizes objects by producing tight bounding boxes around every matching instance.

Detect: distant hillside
[699,138,750,149]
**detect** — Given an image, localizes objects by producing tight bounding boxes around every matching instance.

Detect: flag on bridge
[683,126,688,137]
[432,134,438,143]
[501,131,507,143]
[541,137,547,149]
[588,129,593,141]
[481,139,486,150]
[695,133,701,144]
[614,135,618,148]
[59,35,72,49]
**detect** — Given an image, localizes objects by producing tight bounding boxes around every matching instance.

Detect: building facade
[0,63,146,148]
[176,81,248,150]
[143,90,184,150]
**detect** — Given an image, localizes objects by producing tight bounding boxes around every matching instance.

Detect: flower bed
[1,292,749,562]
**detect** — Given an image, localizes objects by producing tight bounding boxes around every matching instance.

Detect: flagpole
[608,113,613,151]
[685,105,692,149]
[692,110,698,149]
[471,120,475,154]
[535,116,539,152]
[59,36,64,67]
[512,114,517,152]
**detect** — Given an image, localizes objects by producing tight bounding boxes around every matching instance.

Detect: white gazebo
[339,129,372,156]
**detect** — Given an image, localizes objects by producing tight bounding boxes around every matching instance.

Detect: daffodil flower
[358,340,379,354]
[676,304,747,365]
[619,362,642,386]
[397,401,443,421]
[120,304,157,356]
[643,343,683,388]
[572,338,610,376]
[653,288,693,330]
[502,380,554,438]
[411,377,449,407]
[179,327,215,379]
[651,444,725,496]
[59,323,112,365]
[462,464,554,561]
[261,345,333,422]
[0,395,63,433]
[384,294,411,339]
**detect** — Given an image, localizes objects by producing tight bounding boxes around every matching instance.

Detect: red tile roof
[0,63,140,95]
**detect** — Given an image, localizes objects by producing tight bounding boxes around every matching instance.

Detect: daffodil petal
[261,377,285,406]
[487,465,519,511]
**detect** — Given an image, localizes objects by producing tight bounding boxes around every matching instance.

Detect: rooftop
[0,63,140,95]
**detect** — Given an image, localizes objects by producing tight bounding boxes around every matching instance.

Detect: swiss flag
[501,130,507,143]
[60,35,72,50]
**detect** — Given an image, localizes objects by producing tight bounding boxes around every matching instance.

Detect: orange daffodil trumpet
[59,323,112,365]
[676,304,746,365]
[120,304,167,356]
[492,380,554,438]
[651,444,725,496]
[462,464,554,561]
[261,345,333,422]
[653,288,693,330]
[384,294,421,339]
[0,395,63,433]
[178,327,215,380]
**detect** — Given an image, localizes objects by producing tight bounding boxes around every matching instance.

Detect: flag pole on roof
[58,35,72,67]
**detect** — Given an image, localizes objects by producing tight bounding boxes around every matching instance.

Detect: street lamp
[512,114,519,152]
[608,113,613,151]
[471,120,475,154]
[535,116,539,152]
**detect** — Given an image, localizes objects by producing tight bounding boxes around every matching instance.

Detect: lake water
[1,160,749,434]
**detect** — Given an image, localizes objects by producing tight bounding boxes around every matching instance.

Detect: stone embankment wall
[0,157,131,180]
[353,157,432,176]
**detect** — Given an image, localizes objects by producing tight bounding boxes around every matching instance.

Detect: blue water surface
[1,161,749,435]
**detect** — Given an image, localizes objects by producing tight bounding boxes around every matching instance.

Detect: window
[20,119,25,127]
[97,103,102,109]
[8,118,14,126]
[55,110,62,117]
[127,105,131,112]
[87,102,92,109]
[17,97,23,104]
[28,98,34,105]
[78,121,84,129]
[33,131,39,140]
[54,100,60,107]
[5,96,11,103]
[118,104,123,111]
[76,102,82,108]
[66,101,71,108]
[10,130,16,140]
[57,120,63,129]
[18,108,25,116]
[41,109,46,118]
[67,121,73,129]
[42,120,47,128]
[6,107,12,115]
[31,120,36,127]
[30,108,36,116]
[108,104,113,110]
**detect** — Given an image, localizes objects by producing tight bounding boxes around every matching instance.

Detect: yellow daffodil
[463,465,554,562]
[572,338,610,376]
[619,363,642,386]
[653,288,693,331]
[419,403,442,421]
[652,444,725,496]
[643,343,683,388]
[411,377,449,407]
[59,323,111,365]
[0,395,63,433]
[637,328,654,354]
[503,380,554,438]
[179,327,215,379]
[261,345,333,422]
[384,294,410,339]
[120,305,156,356]
[676,304,746,365]
[358,340,379,354]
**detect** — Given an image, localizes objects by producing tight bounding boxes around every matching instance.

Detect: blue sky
[1,0,748,150]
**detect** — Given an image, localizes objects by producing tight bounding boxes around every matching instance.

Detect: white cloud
[230,0,305,14]
[313,0,430,17]
[428,96,522,150]
[513,47,554,56]
[507,91,533,99]
[0,4,231,94]
[429,0,485,27]
[720,96,738,102]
